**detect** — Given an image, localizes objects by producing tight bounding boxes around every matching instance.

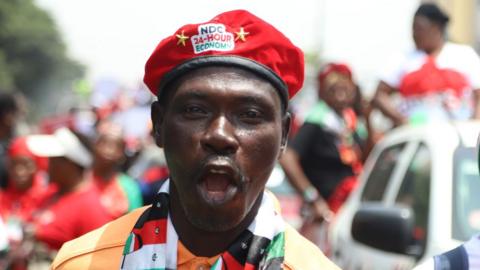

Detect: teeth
[210,169,226,174]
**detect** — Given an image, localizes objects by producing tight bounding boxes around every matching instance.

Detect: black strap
[433,245,468,270]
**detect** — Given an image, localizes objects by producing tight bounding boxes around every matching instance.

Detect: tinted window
[395,144,431,249]
[361,143,406,202]
[453,147,480,241]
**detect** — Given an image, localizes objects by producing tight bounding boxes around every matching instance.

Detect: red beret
[144,10,304,104]
[8,137,48,171]
[317,63,353,88]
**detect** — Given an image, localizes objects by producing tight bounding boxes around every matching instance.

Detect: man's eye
[183,105,207,115]
[240,110,264,124]
[241,110,259,118]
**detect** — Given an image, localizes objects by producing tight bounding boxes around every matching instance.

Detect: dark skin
[280,76,357,222]
[48,157,85,195]
[372,15,480,124]
[7,156,37,191]
[412,15,445,55]
[151,66,290,257]
[280,149,332,222]
[319,76,356,115]
[92,129,125,181]
[372,81,407,127]
[0,111,17,141]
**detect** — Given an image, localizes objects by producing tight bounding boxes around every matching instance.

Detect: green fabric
[264,232,285,261]
[304,101,331,127]
[409,111,429,126]
[118,173,143,211]
[355,120,368,140]
[305,100,368,141]
[210,259,221,270]
[123,233,134,255]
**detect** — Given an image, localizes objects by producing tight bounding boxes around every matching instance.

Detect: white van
[328,122,480,270]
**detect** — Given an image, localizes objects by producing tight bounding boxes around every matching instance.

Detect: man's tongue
[205,175,230,192]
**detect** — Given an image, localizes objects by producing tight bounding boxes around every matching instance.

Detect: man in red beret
[51,10,340,270]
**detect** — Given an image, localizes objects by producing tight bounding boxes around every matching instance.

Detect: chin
[192,218,239,232]
[184,205,244,232]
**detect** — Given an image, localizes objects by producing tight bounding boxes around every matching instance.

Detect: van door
[331,141,416,269]
[347,142,431,270]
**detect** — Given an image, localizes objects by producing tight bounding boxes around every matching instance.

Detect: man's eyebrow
[174,90,277,107]
[174,91,209,100]
[236,94,278,108]
[236,95,267,104]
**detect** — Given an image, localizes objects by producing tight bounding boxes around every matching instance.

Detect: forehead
[165,66,282,108]
[323,73,353,88]
[97,131,123,144]
[10,155,34,163]
[413,15,435,28]
[97,121,123,138]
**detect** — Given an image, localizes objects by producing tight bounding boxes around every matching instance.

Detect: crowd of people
[0,2,479,270]
[0,89,169,269]
[279,3,480,248]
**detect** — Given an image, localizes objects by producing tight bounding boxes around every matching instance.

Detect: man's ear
[151,101,165,147]
[279,112,291,157]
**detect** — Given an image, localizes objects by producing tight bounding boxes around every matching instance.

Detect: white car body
[328,121,480,270]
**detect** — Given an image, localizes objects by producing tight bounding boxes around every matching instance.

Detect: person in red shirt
[372,3,480,125]
[26,127,111,250]
[0,137,53,224]
[0,137,54,270]
[90,120,143,219]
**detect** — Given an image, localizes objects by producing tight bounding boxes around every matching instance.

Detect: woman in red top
[372,3,480,125]
[0,137,54,224]
[0,137,54,270]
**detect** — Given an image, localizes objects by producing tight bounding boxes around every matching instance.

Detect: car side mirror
[351,204,419,256]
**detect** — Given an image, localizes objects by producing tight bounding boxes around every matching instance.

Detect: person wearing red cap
[280,63,368,227]
[0,137,55,269]
[51,10,340,270]
[0,137,53,224]
[372,3,480,126]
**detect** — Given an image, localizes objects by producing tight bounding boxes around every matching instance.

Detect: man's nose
[201,115,239,155]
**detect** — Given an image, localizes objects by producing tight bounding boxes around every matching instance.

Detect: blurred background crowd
[1,0,480,269]
[0,88,170,269]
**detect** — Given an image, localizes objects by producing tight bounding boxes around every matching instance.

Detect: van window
[361,143,406,202]
[395,144,431,250]
[453,146,480,241]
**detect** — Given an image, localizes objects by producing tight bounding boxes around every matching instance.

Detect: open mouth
[205,171,231,191]
[200,173,237,204]
[196,159,242,206]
